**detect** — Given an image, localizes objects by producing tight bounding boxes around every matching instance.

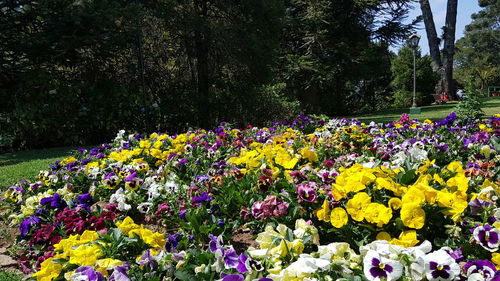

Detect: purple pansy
[166,233,181,252]
[473,224,500,252]
[109,265,131,281]
[469,199,495,216]
[209,234,223,253]
[193,192,213,204]
[77,193,94,212]
[40,193,67,209]
[136,249,156,269]
[236,254,250,273]
[223,247,239,269]
[465,260,497,281]
[363,250,403,281]
[19,215,40,238]
[72,266,105,281]
[296,182,317,203]
[220,273,244,281]
[423,250,460,281]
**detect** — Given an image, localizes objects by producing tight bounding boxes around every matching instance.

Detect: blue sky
[392,0,481,54]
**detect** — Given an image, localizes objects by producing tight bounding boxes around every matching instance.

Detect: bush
[392,90,434,108]
[454,95,484,119]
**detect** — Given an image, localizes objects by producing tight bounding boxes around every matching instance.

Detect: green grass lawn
[0,147,78,190]
[0,270,22,281]
[350,96,500,124]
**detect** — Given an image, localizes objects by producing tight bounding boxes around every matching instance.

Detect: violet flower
[223,247,239,269]
[220,273,244,281]
[363,250,403,281]
[469,199,494,216]
[296,182,317,203]
[464,260,497,281]
[423,250,460,281]
[109,265,131,281]
[136,249,156,269]
[40,193,67,209]
[473,224,500,252]
[71,266,105,281]
[236,254,250,273]
[209,234,223,253]
[166,233,181,252]
[19,215,40,238]
[193,192,213,204]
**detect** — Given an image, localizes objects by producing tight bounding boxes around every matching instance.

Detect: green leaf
[174,270,196,281]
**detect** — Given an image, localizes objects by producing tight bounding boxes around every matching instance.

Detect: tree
[279,0,416,115]
[418,0,458,99]
[455,0,500,94]
[390,46,439,107]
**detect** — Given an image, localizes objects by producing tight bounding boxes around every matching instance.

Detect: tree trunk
[418,0,442,72]
[418,0,458,100]
[442,0,458,100]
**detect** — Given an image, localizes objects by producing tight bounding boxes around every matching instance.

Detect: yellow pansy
[388,197,402,210]
[116,216,140,235]
[129,226,166,249]
[376,232,392,241]
[492,253,500,270]
[390,230,419,247]
[402,187,426,205]
[315,199,331,222]
[32,257,63,281]
[446,175,469,192]
[417,158,435,174]
[95,258,123,275]
[139,140,151,149]
[400,203,425,229]
[346,192,371,222]
[300,146,318,162]
[60,156,77,166]
[331,184,347,201]
[364,203,392,227]
[69,244,103,266]
[445,161,464,174]
[330,207,348,228]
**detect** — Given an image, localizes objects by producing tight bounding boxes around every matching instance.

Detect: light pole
[408,33,421,109]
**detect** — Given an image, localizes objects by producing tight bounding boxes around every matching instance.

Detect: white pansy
[137,202,153,213]
[110,188,131,211]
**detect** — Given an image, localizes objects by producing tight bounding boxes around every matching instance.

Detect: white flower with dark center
[423,250,460,281]
[473,224,500,252]
[363,250,403,281]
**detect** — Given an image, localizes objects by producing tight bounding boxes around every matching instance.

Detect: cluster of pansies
[2,113,500,281]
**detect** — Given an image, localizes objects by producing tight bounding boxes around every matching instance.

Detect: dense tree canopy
[0,0,454,150]
[455,0,500,93]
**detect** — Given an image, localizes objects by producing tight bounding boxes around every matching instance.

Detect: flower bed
[3,113,500,281]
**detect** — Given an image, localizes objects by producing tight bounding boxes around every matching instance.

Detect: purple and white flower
[363,250,403,281]
[423,250,460,281]
[109,265,131,281]
[464,260,497,281]
[69,266,105,281]
[473,224,500,252]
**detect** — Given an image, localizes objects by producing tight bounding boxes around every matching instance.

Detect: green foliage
[0,270,22,281]
[455,0,500,93]
[392,90,435,109]
[390,46,439,107]
[0,0,418,149]
[454,96,485,120]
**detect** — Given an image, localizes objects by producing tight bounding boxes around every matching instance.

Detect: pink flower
[251,195,289,220]
[296,182,317,202]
